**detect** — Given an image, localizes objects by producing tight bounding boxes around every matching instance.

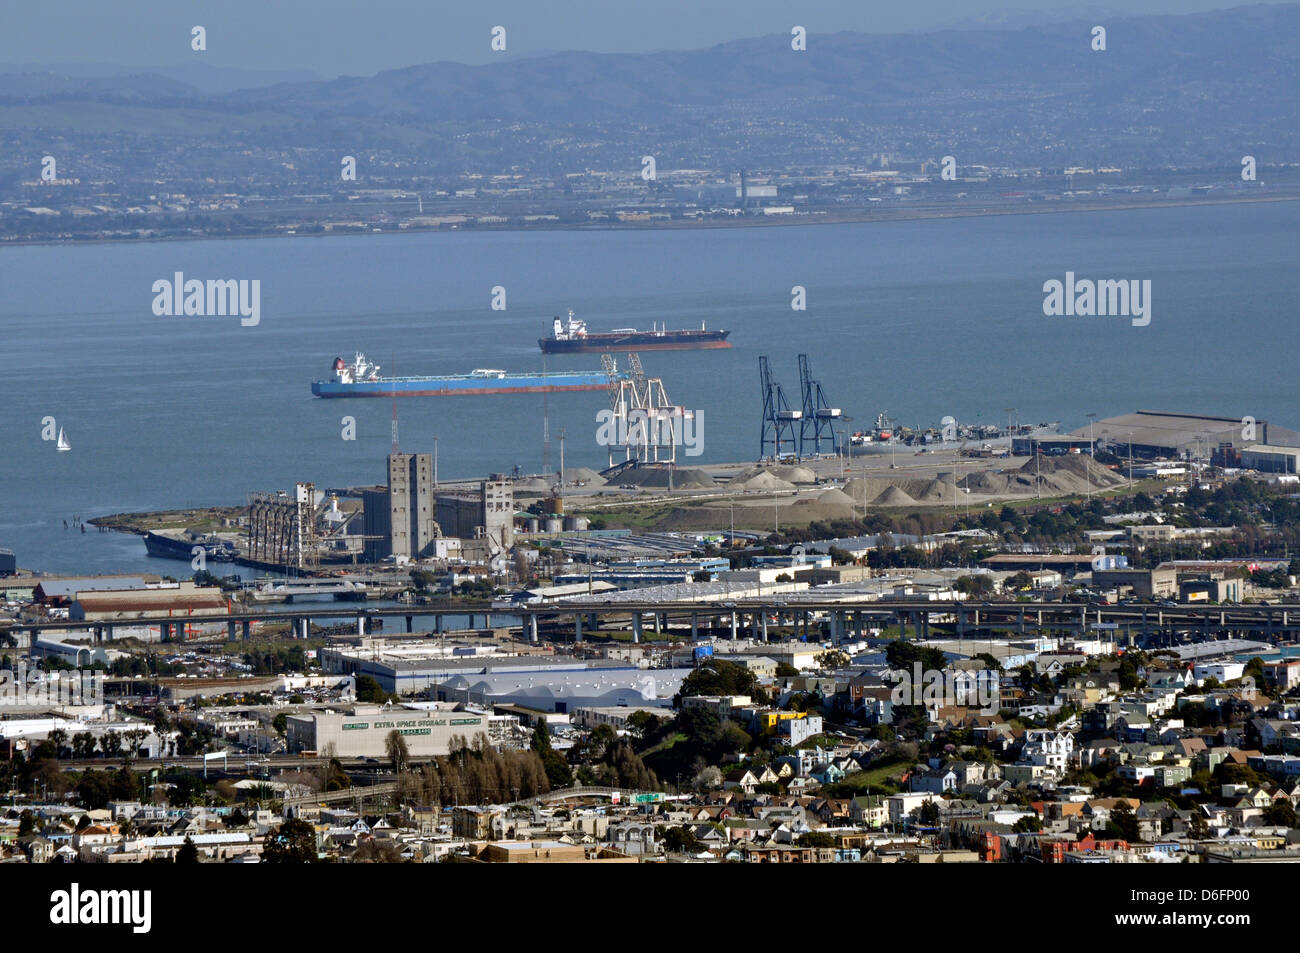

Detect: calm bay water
[2,201,1297,574]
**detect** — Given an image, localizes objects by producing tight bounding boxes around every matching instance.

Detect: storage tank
[544,518,563,534]
[525,518,540,534]
[564,516,589,532]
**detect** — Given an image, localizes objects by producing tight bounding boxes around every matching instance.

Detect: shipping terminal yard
[10,329,1300,869]
[12,390,1300,868]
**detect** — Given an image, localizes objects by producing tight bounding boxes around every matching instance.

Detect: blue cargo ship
[311,353,617,398]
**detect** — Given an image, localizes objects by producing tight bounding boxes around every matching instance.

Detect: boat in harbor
[311,353,620,398]
[539,310,730,354]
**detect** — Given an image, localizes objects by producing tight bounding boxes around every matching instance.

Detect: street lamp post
[1086,413,1097,500]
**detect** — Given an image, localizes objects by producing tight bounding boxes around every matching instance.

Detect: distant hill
[0,5,1295,173]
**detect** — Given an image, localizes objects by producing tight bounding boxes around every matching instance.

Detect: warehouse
[1063,411,1300,460]
[285,702,489,757]
[321,642,626,696]
[1240,445,1300,474]
[430,668,690,713]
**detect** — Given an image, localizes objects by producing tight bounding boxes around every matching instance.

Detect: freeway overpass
[8,599,1300,651]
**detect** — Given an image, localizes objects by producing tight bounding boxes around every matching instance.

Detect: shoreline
[1,193,1295,251]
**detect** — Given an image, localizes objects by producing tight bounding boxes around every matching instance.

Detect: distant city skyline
[0,0,1289,77]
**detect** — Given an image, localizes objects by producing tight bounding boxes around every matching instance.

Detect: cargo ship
[539,310,730,354]
[311,353,618,398]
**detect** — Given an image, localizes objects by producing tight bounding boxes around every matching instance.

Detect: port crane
[599,352,691,469]
[759,355,801,460]
[797,353,842,457]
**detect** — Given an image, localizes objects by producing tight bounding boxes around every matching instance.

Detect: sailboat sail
[57,427,71,452]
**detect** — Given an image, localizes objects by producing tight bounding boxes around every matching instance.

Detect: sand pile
[767,464,819,485]
[872,485,917,506]
[617,467,715,489]
[732,464,817,486]
[913,478,954,503]
[735,470,797,492]
[563,467,606,486]
[816,487,857,506]
[512,477,553,494]
[1016,454,1127,495]
[845,477,898,502]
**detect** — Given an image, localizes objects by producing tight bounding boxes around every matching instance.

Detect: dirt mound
[872,485,917,506]
[617,467,715,489]
[816,487,857,506]
[845,477,898,502]
[767,464,819,485]
[913,478,954,503]
[512,477,553,494]
[734,471,797,492]
[563,467,606,486]
[1016,454,1127,495]
[732,465,816,487]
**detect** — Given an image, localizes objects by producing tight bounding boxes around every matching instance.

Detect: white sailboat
[56,427,71,452]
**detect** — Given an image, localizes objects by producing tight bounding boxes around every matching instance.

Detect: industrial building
[1062,411,1300,460]
[1240,445,1300,474]
[1090,566,1178,598]
[429,668,691,713]
[321,641,651,699]
[436,476,514,548]
[363,452,438,561]
[284,702,488,757]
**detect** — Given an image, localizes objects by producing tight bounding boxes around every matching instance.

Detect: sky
[0,0,1286,76]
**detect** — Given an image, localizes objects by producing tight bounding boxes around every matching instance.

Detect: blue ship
[312,353,617,398]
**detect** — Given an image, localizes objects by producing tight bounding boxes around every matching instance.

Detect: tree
[385,731,410,774]
[815,650,850,671]
[1263,800,1298,828]
[693,766,723,791]
[262,818,317,863]
[272,713,288,737]
[531,724,572,788]
[175,836,200,864]
[355,675,390,704]
[72,732,97,760]
[47,729,68,759]
[76,769,113,811]
[1108,800,1140,841]
[954,574,995,597]
[17,810,35,837]
[661,825,701,853]
[796,831,837,848]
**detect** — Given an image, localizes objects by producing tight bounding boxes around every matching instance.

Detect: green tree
[1108,800,1140,841]
[796,831,837,848]
[355,675,390,704]
[175,835,200,864]
[1263,800,1298,828]
[76,769,113,811]
[262,818,317,863]
[661,825,701,853]
[385,730,410,774]
[531,724,573,788]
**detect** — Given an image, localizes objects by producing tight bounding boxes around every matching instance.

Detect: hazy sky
[0,0,1284,75]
